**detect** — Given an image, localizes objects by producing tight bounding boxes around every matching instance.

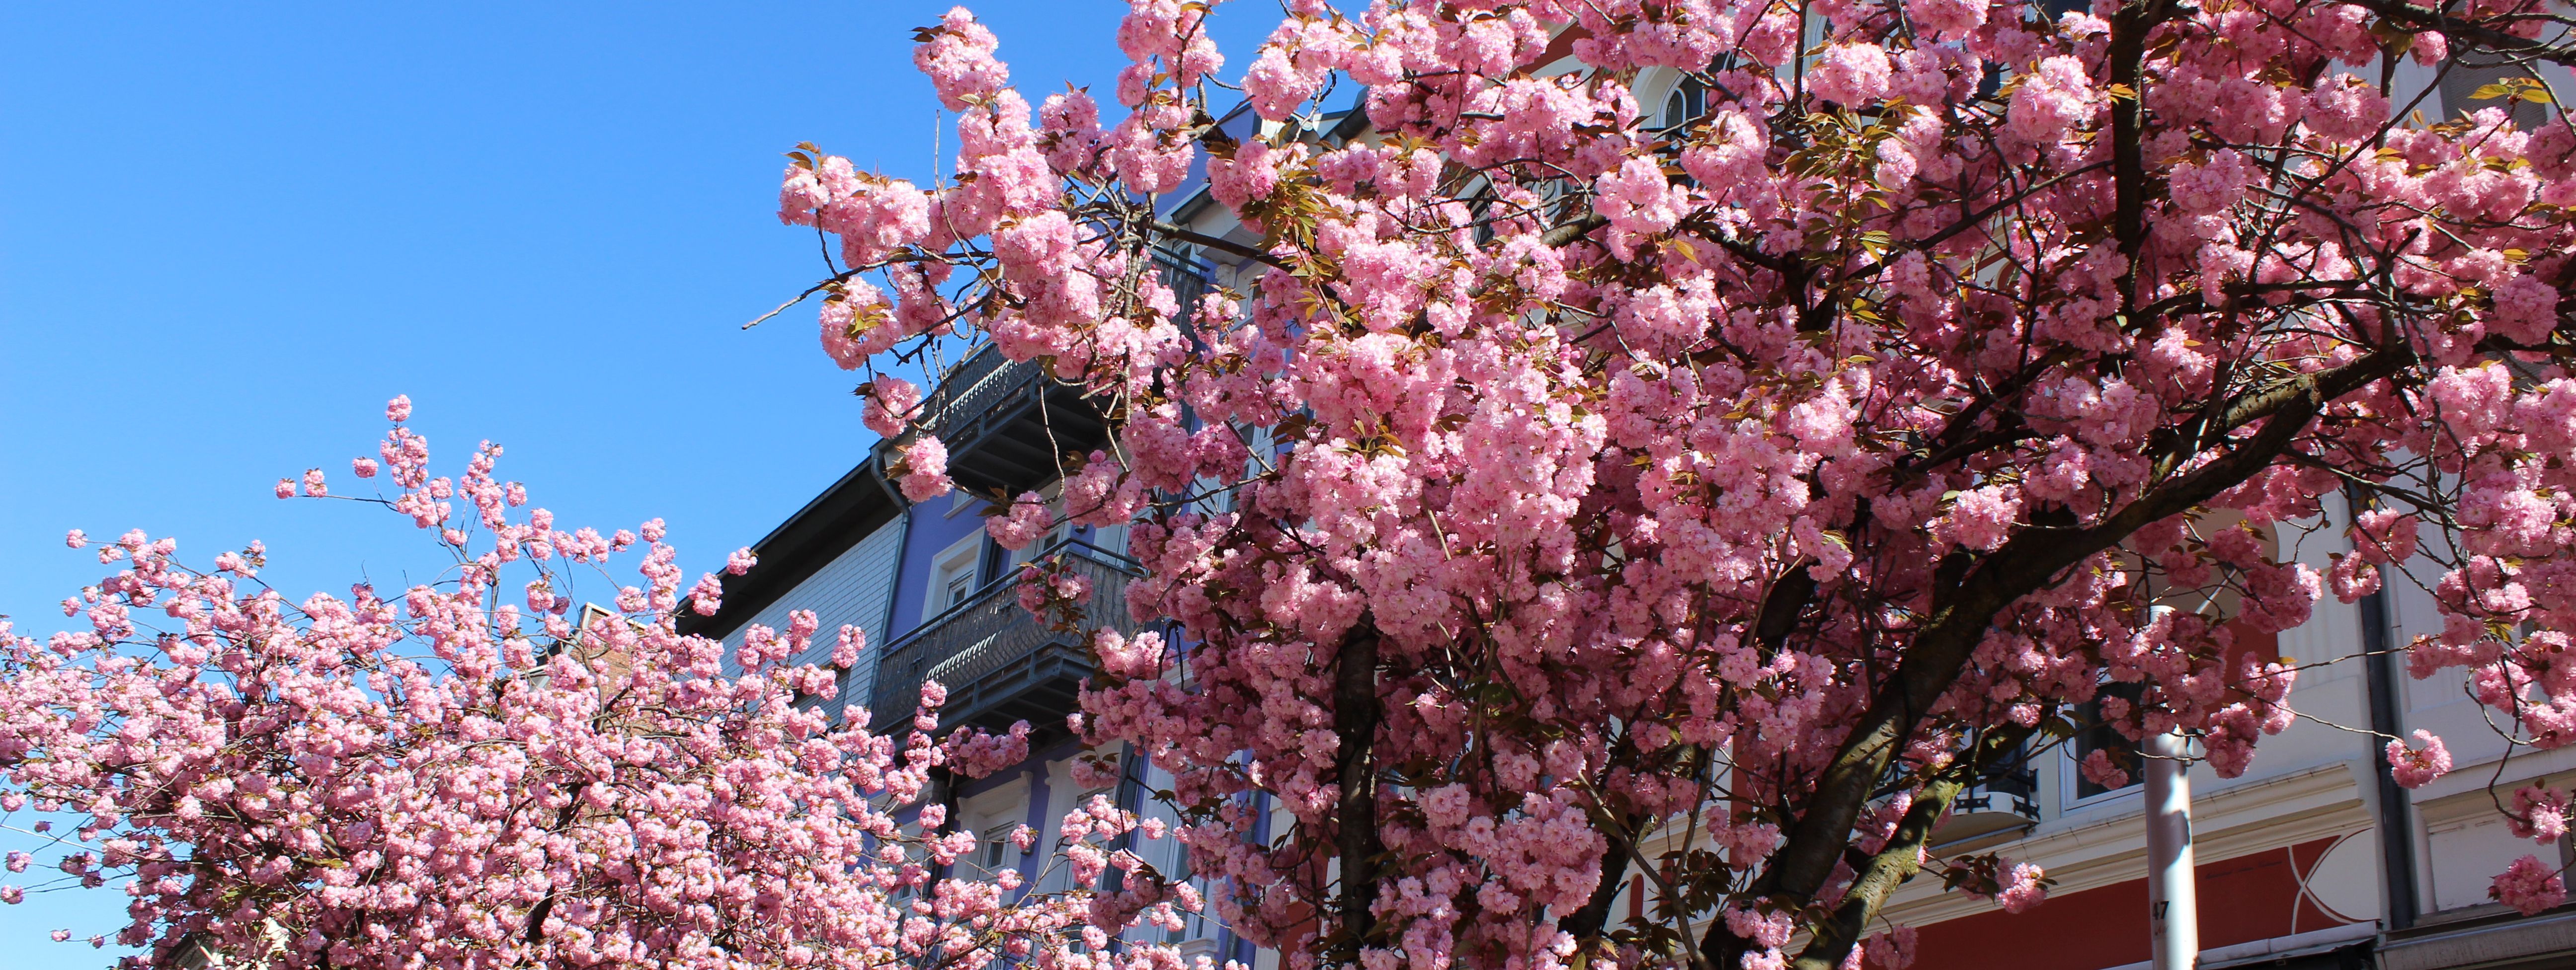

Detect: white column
[2145,728,2199,970]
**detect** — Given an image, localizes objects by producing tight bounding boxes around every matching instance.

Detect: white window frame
[926,532,986,620]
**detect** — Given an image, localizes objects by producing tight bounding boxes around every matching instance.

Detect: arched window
[1662,76,1707,132]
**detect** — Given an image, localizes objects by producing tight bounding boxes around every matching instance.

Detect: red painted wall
[1905,835,2353,970]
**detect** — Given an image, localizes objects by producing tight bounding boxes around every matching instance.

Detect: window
[1090,522,1130,558]
[926,533,986,619]
[1156,248,1213,338]
[2076,681,2147,800]
[1661,76,1706,132]
[982,823,1016,870]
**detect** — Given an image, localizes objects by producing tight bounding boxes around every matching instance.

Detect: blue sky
[0,2,1273,964]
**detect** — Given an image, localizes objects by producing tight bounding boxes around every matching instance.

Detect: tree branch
[1542,213,1610,249]
[1789,724,2036,970]
[1332,620,1385,964]
[1702,342,2414,968]
[1152,222,1289,270]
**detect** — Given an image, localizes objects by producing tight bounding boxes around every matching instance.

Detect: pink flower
[689,573,724,616]
[2388,730,2453,789]
[385,394,412,423]
[2169,150,2252,215]
[2510,785,2573,843]
[2007,56,2098,145]
[943,721,1033,779]
[2411,31,2449,66]
[301,468,328,498]
[1724,906,1794,949]
[1941,486,2020,551]
[1038,89,1103,174]
[1244,44,1321,121]
[779,160,826,225]
[994,211,1080,279]
[62,530,85,549]
[2080,749,2130,790]
[351,456,379,479]
[725,547,758,576]
[898,437,954,502]
[1209,139,1288,212]
[2492,273,2560,344]
[819,175,932,266]
[863,378,923,438]
[1907,0,1987,38]
[913,7,1009,111]
[1995,861,2048,913]
[987,493,1054,551]
[2352,510,2419,564]
[831,624,866,668]
[818,282,889,371]
[274,477,295,500]
[1809,43,1892,107]
[2494,855,2568,915]
[2308,77,2391,143]
[1864,926,1919,970]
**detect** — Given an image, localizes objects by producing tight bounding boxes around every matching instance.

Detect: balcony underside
[944,383,1111,499]
[927,641,1090,738]
[880,346,1114,502]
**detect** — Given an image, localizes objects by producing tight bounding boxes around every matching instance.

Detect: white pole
[2146,727,2199,970]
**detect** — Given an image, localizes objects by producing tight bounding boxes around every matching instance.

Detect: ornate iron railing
[898,343,1042,448]
[1954,747,2041,821]
[868,539,1145,734]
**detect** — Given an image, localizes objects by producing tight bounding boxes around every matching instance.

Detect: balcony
[1934,751,2041,851]
[878,343,1112,499]
[869,539,1146,737]
[876,253,1213,499]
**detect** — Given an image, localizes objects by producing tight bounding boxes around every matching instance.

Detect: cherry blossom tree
[776,0,2576,968]
[0,398,1204,970]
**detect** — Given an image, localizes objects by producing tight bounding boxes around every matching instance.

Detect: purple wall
[885,494,992,639]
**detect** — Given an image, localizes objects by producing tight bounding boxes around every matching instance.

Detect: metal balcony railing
[917,343,1032,448]
[875,343,1103,499]
[1955,760,2041,821]
[1936,748,2042,849]
[868,539,1146,736]
[875,253,1210,498]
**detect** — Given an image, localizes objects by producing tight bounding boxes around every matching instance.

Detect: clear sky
[0,2,1273,964]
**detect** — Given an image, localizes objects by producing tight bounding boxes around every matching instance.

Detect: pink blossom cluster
[768,0,2576,966]
[986,492,1054,551]
[2494,855,2569,916]
[2388,730,2454,789]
